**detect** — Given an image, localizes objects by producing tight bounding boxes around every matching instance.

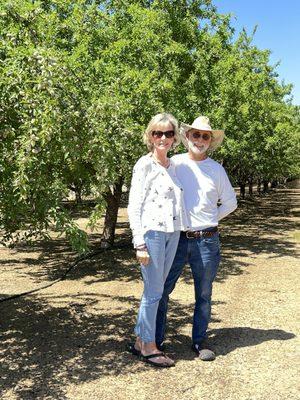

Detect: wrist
[136,244,147,251]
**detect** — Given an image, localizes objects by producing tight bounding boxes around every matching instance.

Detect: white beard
[187,140,209,155]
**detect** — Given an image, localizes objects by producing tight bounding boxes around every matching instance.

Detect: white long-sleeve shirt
[127,154,188,247]
[172,154,237,230]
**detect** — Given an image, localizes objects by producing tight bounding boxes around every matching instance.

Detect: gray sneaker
[192,341,216,361]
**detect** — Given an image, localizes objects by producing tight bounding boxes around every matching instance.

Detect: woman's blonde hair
[143,112,180,151]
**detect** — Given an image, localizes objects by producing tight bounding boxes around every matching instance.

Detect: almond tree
[1,0,298,251]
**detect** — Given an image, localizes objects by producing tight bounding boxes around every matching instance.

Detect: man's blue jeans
[156,229,221,345]
[134,230,180,343]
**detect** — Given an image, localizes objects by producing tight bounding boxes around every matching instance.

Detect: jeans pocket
[202,235,221,259]
[202,234,220,244]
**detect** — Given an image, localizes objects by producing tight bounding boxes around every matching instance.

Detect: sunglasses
[152,130,175,139]
[190,131,211,141]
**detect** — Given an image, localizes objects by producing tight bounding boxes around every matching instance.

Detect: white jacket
[127,154,188,247]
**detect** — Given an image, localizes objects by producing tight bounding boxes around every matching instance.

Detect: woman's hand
[136,245,150,266]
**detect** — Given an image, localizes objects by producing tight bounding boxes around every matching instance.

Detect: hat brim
[180,124,225,151]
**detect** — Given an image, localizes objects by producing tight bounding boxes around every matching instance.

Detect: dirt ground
[0,189,299,400]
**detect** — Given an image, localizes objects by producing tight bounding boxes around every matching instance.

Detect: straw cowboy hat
[180,116,225,151]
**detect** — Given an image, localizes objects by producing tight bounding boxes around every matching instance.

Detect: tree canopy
[1,0,299,251]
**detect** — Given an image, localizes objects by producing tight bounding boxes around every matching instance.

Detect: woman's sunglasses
[190,131,211,141]
[152,130,175,139]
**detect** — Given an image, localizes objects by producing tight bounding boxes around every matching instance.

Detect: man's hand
[136,245,150,266]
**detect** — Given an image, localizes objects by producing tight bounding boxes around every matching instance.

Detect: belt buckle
[186,231,202,239]
[186,231,194,239]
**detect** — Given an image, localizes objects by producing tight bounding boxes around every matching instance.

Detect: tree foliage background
[1,0,299,252]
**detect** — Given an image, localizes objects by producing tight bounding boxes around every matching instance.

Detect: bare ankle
[135,337,142,350]
[142,342,158,354]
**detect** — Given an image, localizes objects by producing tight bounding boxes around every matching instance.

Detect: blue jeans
[134,230,180,343]
[156,229,221,345]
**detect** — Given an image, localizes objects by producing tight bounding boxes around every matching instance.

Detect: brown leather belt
[184,227,218,239]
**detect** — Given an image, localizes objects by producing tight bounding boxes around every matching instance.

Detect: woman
[127,113,188,367]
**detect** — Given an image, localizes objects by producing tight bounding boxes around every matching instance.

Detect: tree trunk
[101,177,124,247]
[248,178,253,196]
[75,187,82,204]
[257,179,261,194]
[263,180,269,193]
[68,184,83,204]
[239,183,246,199]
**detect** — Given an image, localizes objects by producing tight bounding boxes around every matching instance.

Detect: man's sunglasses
[152,130,175,139]
[190,131,211,141]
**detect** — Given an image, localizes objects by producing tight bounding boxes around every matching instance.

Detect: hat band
[191,124,212,131]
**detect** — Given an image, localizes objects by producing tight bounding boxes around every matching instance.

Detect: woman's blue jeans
[134,230,180,343]
[156,230,221,345]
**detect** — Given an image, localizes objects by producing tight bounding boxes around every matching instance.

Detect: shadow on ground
[0,190,299,398]
[208,327,296,355]
[0,293,143,399]
[164,326,296,360]
[0,294,207,398]
[0,293,295,399]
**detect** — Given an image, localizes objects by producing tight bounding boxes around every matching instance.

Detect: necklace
[152,154,170,168]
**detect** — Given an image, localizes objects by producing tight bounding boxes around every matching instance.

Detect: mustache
[187,140,209,153]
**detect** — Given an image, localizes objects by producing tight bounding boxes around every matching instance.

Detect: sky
[213,0,300,105]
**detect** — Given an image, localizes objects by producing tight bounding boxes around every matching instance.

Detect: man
[155,116,237,361]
